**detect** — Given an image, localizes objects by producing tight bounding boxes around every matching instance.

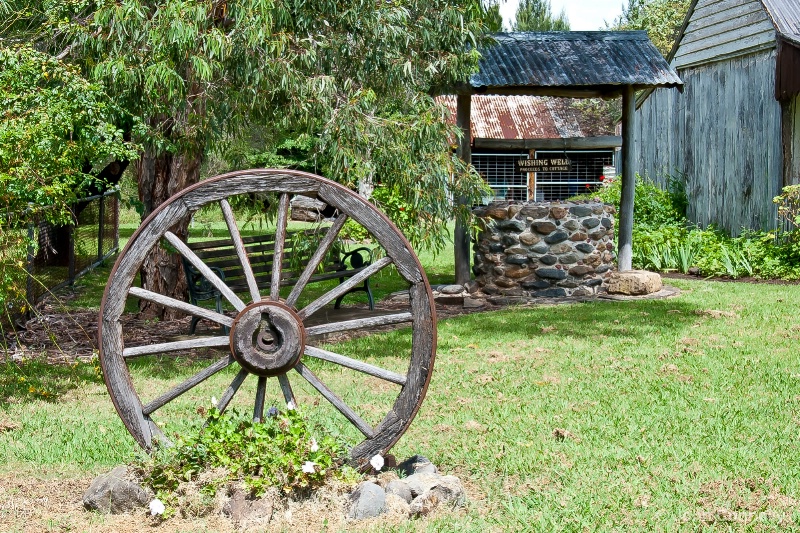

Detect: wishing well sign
[515,157,572,173]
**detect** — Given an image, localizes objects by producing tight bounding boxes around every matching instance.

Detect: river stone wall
[472,201,616,298]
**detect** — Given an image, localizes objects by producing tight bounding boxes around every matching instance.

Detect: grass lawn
[2,218,800,530]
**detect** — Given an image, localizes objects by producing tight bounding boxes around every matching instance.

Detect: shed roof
[439,95,615,140]
[762,0,800,45]
[470,32,682,96]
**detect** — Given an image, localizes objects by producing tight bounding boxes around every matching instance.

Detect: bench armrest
[338,247,373,270]
[182,257,225,303]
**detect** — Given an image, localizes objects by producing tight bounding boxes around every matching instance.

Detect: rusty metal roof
[438,95,616,140]
[471,31,683,92]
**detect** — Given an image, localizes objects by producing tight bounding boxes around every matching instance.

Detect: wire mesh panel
[472,152,529,202]
[533,150,614,201]
[25,190,120,305]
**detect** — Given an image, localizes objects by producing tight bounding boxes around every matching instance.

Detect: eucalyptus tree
[512,0,570,32]
[610,0,690,56]
[18,1,493,315]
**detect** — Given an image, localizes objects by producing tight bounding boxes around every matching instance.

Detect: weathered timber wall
[635,49,783,234]
[784,95,800,187]
[674,0,775,69]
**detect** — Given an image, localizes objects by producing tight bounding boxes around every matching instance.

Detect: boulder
[83,466,153,514]
[408,475,466,517]
[348,482,386,519]
[607,270,663,295]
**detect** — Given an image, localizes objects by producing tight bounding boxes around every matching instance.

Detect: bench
[182,229,374,334]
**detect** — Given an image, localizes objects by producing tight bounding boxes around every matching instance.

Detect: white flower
[287,400,296,411]
[369,454,384,471]
[302,461,316,474]
[211,396,218,407]
[149,498,165,516]
[310,438,319,452]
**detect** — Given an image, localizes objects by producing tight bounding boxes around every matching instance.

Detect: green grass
[2,277,800,529]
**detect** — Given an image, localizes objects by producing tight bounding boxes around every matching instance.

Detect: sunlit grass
[2,278,800,529]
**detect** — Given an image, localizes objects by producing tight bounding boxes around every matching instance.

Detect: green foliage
[0,45,137,317]
[141,408,351,503]
[45,0,495,252]
[571,174,686,230]
[610,0,690,56]
[512,0,570,31]
[774,184,800,229]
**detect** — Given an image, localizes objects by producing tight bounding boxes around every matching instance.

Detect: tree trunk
[135,147,202,319]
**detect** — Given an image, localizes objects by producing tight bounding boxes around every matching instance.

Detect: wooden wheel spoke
[142,355,234,416]
[286,213,349,307]
[305,346,407,385]
[270,193,291,301]
[294,362,374,438]
[220,199,261,303]
[128,287,234,327]
[253,376,267,422]
[277,373,296,408]
[215,368,249,414]
[298,256,393,320]
[164,231,246,311]
[305,312,412,336]
[123,336,229,359]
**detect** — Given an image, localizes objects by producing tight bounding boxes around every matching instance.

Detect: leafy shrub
[140,407,353,508]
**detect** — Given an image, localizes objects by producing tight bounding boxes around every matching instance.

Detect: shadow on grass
[437,297,704,347]
[0,359,104,407]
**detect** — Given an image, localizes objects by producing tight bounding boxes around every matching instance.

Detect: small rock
[521,279,551,290]
[569,232,589,242]
[534,287,568,298]
[439,284,464,295]
[532,221,558,234]
[398,455,438,477]
[595,264,612,274]
[408,475,466,517]
[404,472,442,497]
[569,205,594,217]
[519,231,540,246]
[575,243,595,254]
[496,219,526,232]
[550,206,567,219]
[539,255,558,266]
[463,296,486,309]
[485,206,509,220]
[386,480,413,504]
[530,242,550,254]
[544,230,569,244]
[520,205,550,218]
[582,218,601,229]
[435,294,465,306]
[83,466,153,514]
[488,242,505,253]
[506,254,529,265]
[569,265,595,277]
[536,268,568,280]
[348,482,386,520]
[562,219,580,231]
[550,242,572,254]
[560,253,578,264]
[601,217,614,228]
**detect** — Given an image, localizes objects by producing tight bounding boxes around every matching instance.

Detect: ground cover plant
[1,274,799,530]
[573,176,800,280]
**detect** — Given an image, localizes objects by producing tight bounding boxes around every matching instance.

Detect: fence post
[26,222,35,307]
[97,194,105,262]
[67,212,76,285]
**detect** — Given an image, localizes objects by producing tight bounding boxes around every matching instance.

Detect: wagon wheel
[98,169,436,466]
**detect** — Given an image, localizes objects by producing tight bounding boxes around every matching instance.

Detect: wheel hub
[230,301,305,377]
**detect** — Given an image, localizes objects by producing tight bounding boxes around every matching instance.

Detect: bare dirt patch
[692,478,799,528]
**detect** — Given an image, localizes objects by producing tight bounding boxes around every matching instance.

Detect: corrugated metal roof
[471,31,683,91]
[438,95,616,140]
[761,0,800,45]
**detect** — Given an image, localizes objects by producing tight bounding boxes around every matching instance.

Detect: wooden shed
[634,0,800,234]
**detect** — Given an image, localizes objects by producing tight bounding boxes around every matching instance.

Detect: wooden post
[97,194,105,262]
[618,86,636,272]
[454,93,472,285]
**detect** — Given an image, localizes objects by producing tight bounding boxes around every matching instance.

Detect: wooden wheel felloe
[98,169,436,466]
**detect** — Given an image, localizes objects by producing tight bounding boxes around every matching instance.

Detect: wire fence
[26,190,119,305]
